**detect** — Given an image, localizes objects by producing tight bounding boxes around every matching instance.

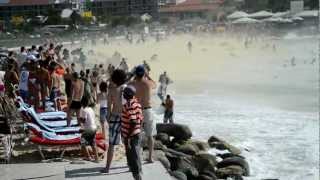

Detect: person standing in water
[119,58,129,73]
[158,71,172,103]
[129,65,156,163]
[187,41,192,53]
[143,60,151,75]
[163,95,174,124]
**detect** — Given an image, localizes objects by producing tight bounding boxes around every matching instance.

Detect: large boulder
[216,165,245,179]
[176,143,200,155]
[208,135,241,155]
[143,149,171,170]
[197,174,217,180]
[190,140,209,151]
[197,170,218,180]
[158,156,171,170]
[157,123,192,141]
[154,140,166,150]
[217,153,245,160]
[171,171,188,180]
[193,153,217,173]
[173,139,209,155]
[168,156,198,180]
[216,156,250,176]
[155,133,170,146]
[141,136,165,150]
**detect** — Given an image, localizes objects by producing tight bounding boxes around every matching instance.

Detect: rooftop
[0,0,61,6]
[160,0,224,13]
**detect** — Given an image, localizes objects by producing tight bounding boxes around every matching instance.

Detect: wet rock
[190,140,209,151]
[157,123,192,141]
[154,140,166,150]
[208,135,241,155]
[155,133,170,146]
[217,157,250,176]
[176,143,200,155]
[143,149,171,170]
[193,153,217,173]
[216,165,244,178]
[197,174,216,180]
[171,170,188,180]
[168,155,198,179]
[198,170,217,180]
[172,139,208,155]
[158,155,171,170]
[217,153,245,160]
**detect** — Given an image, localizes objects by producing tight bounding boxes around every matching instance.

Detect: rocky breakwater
[141,123,250,180]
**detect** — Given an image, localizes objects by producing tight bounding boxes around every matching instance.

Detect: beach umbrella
[141,13,152,22]
[232,17,260,24]
[279,18,293,23]
[263,17,283,22]
[249,11,273,18]
[272,11,290,18]
[227,11,249,19]
[61,9,74,19]
[291,16,304,21]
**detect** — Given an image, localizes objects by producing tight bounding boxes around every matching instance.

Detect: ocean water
[88,32,319,179]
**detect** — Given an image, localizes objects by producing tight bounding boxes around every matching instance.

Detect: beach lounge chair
[15,96,67,120]
[25,123,106,160]
[17,104,80,134]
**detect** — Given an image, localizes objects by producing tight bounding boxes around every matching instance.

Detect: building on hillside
[90,0,158,17]
[159,0,224,20]
[158,0,186,7]
[0,0,158,30]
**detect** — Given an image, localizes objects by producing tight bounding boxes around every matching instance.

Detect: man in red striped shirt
[121,86,143,180]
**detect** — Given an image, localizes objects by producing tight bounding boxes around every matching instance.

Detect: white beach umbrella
[227,11,249,19]
[292,16,304,21]
[249,11,273,18]
[272,11,290,18]
[263,17,283,22]
[232,17,260,24]
[141,13,152,22]
[279,18,293,23]
[61,9,73,18]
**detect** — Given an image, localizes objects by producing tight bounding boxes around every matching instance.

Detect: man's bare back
[129,76,156,109]
[72,79,84,101]
[107,82,123,115]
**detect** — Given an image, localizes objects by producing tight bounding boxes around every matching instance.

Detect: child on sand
[121,86,143,180]
[97,81,108,139]
[79,99,99,162]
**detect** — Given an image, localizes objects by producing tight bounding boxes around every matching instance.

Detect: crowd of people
[0,42,175,180]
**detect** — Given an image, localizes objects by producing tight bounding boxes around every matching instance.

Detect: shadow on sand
[65,165,129,178]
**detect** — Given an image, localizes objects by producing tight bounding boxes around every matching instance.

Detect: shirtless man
[163,95,174,124]
[158,71,172,103]
[118,58,129,73]
[37,61,51,108]
[67,72,84,126]
[49,65,61,101]
[102,69,127,173]
[129,65,156,163]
